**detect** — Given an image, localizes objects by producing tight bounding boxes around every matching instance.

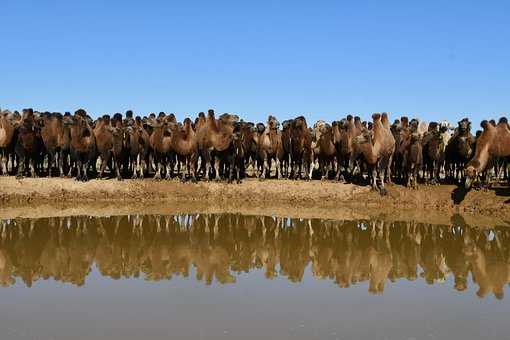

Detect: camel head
[267,115,280,130]
[256,122,265,134]
[293,116,307,129]
[219,113,239,126]
[282,119,292,131]
[336,118,347,131]
[457,118,471,133]
[401,116,409,128]
[165,113,177,124]
[498,117,509,128]
[464,163,478,189]
[352,129,372,145]
[182,117,193,130]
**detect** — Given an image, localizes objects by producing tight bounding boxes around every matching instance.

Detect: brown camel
[67,109,96,181]
[125,117,150,179]
[169,118,198,182]
[195,109,239,180]
[39,112,65,177]
[254,115,285,179]
[314,121,337,180]
[290,116,313,180]
[148,117,174,180]
[465,117,510,188]
[350,113,395,194]
[0,111,16,175]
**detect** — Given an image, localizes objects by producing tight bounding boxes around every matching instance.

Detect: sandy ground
[0,177,509,227]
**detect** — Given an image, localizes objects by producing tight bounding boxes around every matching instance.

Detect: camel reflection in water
[0,215,509,299]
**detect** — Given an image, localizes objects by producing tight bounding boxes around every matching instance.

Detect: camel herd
[1,108,509,192]
[1,214,508,299]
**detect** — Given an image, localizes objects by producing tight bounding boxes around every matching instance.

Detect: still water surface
[0,214,509,340]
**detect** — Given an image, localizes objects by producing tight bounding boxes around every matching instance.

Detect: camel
[290,116,313,180]
[14,108,43,178]
[313,121,337,180]
[238,121,257,178]
[148,116,174,180]
[281,120,293,178]
[403,132,422,189]
[337,115,363,181]
[445,118,474,182]
[125,117,150,179]
[0,110,16,175]
[422,122,445,184]
[350,113,395,193]
[195,109,239,181]
[93,115,116,179]
[169,118,198,182]
[254,115,285,179]
[66,109,96,181]
[465,117,510,188]
[39,112,65,177]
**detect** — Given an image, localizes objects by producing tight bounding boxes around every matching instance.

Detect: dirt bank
[0,177,510,222]
[0,177,509,226]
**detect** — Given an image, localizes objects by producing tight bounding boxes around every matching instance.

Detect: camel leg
[250,158,256,177]
[255,159,261,179]
[262,158,269,179]
[275,158,282,179]
[115,159,122,181]
[131,156,138,179]
[321,159,328,181]
[75,160,82,181]
[165,161,173,180]
[16,157,25,179]
[30,158,38,178]
[141,156,147,179]
[58,150,64,177]
[0,152,7,176]
[214,157,221,181]
[369,166,378,191]
[82,161,89,181]
[154,160,163,180]
[386,154,393,184]
[98,156,108,179]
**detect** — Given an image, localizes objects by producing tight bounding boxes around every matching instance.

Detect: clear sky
[1,0,508,127]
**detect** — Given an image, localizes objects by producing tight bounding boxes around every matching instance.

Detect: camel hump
[346,114,353,121]
[498,117,508,126]
[207,109,215,119]
[372,113,381,121]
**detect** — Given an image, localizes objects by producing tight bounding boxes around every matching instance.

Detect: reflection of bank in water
[0,214,509,299]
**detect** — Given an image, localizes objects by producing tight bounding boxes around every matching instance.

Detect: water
[0,214,509,340]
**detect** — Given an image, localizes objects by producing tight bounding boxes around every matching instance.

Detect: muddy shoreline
[0,177,509,227]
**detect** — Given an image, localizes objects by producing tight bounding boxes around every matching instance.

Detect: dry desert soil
[0,177,509,228]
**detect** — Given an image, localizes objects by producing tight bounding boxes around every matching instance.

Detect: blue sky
[1,0,508,127]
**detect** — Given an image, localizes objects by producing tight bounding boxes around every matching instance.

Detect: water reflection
[0,215,509,299]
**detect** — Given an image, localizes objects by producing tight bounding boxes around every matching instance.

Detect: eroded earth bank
[0,177,508,227]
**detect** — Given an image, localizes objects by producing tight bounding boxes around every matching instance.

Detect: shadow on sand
[451,186,469,205]
[452,183,510,205]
